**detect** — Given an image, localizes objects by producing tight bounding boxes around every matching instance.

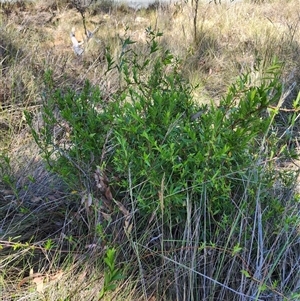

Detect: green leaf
[232,244,242,255]
[241,270,251,278]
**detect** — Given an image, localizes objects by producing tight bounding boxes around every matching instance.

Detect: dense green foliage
[24,28,300,300]
[27,30,284,226]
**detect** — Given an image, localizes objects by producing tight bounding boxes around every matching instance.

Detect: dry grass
[1,0,300,300]
[2,0,300,101]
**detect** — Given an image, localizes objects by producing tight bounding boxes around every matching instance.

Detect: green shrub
[24,27,300,300]
[26,29,285,229]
